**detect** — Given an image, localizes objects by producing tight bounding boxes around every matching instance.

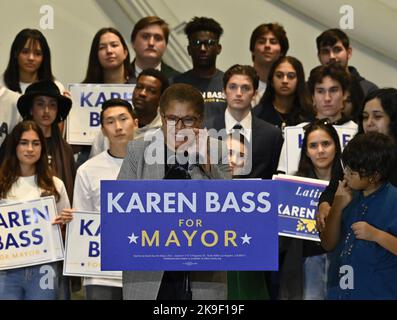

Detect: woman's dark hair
[3,29,55,93]
[342,132,395,182]
[0,121,59,201]
[83,27,132,83]
[260,56,313,121]
[344,77,365,122]
[296,119,342,179]
[358,88,397,140]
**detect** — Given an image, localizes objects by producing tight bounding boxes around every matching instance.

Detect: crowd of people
[0,14,396,301]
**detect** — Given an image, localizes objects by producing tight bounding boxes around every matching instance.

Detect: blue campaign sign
[100,180,278,271]
[273,175,328,242]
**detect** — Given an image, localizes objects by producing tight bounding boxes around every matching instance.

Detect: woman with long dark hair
[83,27,132,84]
[0,120,70,300]
[253,56,314,132]
[2,28,65,94]
[279,120,342,300]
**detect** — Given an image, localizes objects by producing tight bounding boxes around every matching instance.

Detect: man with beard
[316,28,378,99]
[173,17,226,123]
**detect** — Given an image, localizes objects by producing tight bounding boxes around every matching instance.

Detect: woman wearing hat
[15,80,76,203]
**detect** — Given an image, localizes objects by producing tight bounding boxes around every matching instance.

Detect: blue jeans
[0,263,61,300]
[303,253,329,300]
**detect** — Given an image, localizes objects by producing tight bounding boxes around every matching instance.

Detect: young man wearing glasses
[173,17,226,122]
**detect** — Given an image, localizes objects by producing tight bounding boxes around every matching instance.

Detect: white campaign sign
[0,196,64,270]
[284,125,357,174]
[63,211,121,279]
[66,84,135,145]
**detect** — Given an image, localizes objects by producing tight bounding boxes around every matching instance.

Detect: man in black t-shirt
[173,17,226,122]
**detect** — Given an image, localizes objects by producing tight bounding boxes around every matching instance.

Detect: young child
[321,132,397,299]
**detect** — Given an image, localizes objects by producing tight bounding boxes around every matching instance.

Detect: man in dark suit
[129,16,180,83]
[206,64,283,179]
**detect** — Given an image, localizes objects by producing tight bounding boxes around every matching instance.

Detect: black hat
[17,80,72,122]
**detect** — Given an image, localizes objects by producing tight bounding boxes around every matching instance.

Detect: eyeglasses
[189,39,219,48]
[162,114,199,127]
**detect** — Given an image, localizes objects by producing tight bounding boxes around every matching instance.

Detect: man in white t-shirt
[0,85,21,147]
[72,98,138,299]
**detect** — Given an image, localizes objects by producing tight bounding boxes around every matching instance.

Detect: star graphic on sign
[240,233,252,245]
[128,232,139,244]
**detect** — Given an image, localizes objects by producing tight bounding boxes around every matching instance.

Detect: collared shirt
[225,108,252,142]
[251,80,267,107]
[134,62,162,79]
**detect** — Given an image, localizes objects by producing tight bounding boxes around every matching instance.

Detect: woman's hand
[52,208,74,225]
[316,202,331,232]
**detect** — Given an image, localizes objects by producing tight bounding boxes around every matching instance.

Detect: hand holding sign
[52,208,74,225]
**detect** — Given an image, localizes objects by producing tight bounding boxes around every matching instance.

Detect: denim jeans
[303,253,329,300]
[0,263,60,300]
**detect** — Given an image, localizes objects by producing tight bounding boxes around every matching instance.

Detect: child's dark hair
[184,17,223,40]
[342,132,396,181]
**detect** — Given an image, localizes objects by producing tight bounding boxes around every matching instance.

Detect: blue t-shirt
[327,183,397,300]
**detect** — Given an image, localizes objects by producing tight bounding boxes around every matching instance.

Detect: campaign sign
[283,125,357,174]
[0,197,64,270]
[63,211,121,279]
[273,174,328,241]
[101,180,278,271]
[67,84,135,145]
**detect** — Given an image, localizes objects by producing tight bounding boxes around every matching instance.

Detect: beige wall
[0,0,396,88]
